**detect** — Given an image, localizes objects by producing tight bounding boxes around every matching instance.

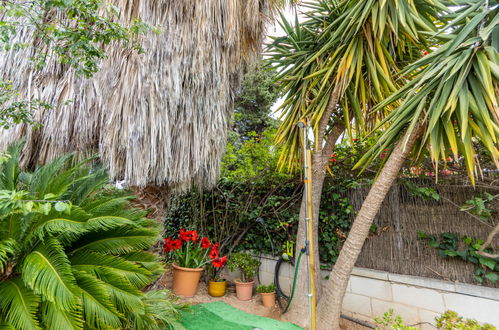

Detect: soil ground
[154,270,370,329]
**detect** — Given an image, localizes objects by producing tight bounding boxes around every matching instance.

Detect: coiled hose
[274,249,304,313]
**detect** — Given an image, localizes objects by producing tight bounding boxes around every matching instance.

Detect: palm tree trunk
[285,123,344,327]
[316,126,421,329]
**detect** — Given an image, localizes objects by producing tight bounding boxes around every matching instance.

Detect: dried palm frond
[0,0,279,192]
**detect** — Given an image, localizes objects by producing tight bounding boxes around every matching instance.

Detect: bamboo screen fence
[347,179,499,288]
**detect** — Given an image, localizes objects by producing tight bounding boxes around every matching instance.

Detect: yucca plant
[0,143,184,329]
[317,1,498,328]
[266,0,442,325]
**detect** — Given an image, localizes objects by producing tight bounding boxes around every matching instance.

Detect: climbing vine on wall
[418,232,498,284]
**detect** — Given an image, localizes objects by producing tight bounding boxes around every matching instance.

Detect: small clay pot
[234,279,254,301]
[172,263,204,297]
[260,291,276,308]
[208,279,227,297]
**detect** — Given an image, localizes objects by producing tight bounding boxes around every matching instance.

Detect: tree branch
[478,222,499,259]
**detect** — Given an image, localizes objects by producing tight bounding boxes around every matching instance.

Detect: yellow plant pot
[208,279,227,297]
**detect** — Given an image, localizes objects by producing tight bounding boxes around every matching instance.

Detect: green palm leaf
[0,279,40,330]
[70,252,153,289]
[69,227,159,255]
[39,300,82,330]
[0,239,17,273]
[73,270,122,329]
[22,238,79,311]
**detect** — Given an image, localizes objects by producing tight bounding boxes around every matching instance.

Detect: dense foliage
[0,144,184,329]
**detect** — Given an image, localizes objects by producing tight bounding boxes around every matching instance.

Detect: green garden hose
[283,249,304,313]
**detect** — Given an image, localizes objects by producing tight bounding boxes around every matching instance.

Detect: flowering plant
[163,229,227,269]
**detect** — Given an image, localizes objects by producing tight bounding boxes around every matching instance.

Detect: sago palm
[0,143,183,329]
[318,1,498,328]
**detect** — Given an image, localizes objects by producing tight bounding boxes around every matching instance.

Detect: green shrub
[256,283,275,293]
[0,143,185,329]
[227,251,260,282]
[436,311,496,330]
[374,309,417,330]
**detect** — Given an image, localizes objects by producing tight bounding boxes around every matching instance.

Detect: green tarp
[178,301,303,330]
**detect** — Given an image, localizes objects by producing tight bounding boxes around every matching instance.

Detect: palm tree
[0,143,185,329]
[266,0,440,324]
[317,1,499,328]
[0,0,282,196]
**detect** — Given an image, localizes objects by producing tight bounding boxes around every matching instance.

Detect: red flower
[172,239,182,250]
[423,50,428,56]
[201,237,211,249]
[179,228,190,241]
[190,230,198,242]
[212,256,227,268]
[163,237,174,252]
[180,228,198,242]
[209,248,219,260]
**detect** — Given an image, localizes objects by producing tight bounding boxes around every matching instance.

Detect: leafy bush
[374,309,417,330]
[0,144,184,329]
[256,283,275,293]
[436,310,496,330]
[227,252,260,282]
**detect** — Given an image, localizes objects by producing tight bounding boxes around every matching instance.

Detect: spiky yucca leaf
[266,0,444,170]
[357,0,498,183]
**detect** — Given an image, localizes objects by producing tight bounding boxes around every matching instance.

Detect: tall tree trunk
[316,126,421,329]
[285,123,344,327]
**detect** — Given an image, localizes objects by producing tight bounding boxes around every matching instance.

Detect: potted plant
[227,252,261,301]
[164,229,226,297]
[207,252,228,297]
[208,273,227,297]
[256,283,276,307]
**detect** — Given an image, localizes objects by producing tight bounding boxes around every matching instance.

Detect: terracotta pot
[208,279,226,297]
[234,279,254,301]
[260,291,276,308]
[172,263,204,297]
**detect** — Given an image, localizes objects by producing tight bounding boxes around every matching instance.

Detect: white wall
[224,255,499,328]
